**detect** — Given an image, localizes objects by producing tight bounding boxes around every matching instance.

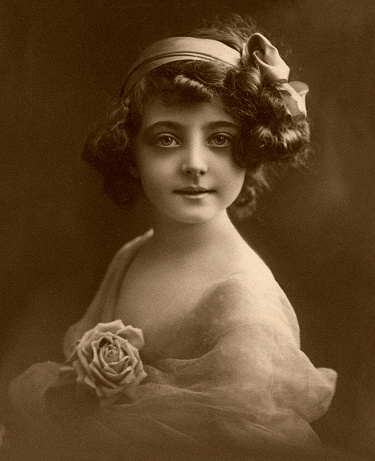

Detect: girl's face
[133,97,246,225]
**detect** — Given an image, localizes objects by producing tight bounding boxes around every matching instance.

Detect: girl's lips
[173,187,215,201]
[174,186,214,194]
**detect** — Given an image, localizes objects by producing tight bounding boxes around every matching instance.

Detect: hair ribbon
[243,33,309,119]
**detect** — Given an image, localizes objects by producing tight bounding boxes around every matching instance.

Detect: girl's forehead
[140,97,238,129]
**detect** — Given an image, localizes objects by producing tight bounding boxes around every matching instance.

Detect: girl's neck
[148,209,241,256]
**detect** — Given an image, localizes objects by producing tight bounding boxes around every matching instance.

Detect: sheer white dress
[9,230,337,461]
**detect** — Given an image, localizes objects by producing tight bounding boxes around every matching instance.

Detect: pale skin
[115,97,260,347]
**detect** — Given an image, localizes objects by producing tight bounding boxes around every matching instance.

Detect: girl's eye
[154,135,179,147]
[208,134,233,147]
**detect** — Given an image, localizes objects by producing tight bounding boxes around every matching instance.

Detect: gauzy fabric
[9,230,337,461]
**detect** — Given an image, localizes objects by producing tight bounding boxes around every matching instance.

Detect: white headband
[122,36,241,95]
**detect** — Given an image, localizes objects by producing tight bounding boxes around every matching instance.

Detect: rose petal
[83,376,97,389]
[117,338,139,360]
[102,368,133,384]
[76,348,95,377]
[72,358,93,384]
[117,326,145,349]
[88,364,119,388]
[118,370,137,386]
[90,340,103,369]
[100,363,132,380]
[99,346,129,374]
[108,357,131,374]
[105,339,126,362]
[77,320,126,351]
[91,320,127,336]
[91,358,131,383]
[134,359,147,378]
[101,343,122,364]
[137,369,147,382]
[112,338,126,356]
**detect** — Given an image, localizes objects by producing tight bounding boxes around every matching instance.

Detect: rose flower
[65,320,147,403]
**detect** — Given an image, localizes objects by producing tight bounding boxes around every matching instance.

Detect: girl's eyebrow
[144,121,181,132]
[205,120,239,130]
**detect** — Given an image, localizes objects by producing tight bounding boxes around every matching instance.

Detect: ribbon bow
[242,33,309,119]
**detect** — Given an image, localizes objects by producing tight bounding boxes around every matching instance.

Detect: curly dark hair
[82,15,311,217]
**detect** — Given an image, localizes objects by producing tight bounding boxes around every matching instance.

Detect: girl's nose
[181,146,208,176]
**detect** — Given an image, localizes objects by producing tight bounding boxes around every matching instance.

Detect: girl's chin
[152,208,230,226]
[146,197,236,226]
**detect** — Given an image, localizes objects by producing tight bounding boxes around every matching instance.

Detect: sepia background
[1,0,374,458]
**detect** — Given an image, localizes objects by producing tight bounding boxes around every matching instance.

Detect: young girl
[8,15,337,461]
